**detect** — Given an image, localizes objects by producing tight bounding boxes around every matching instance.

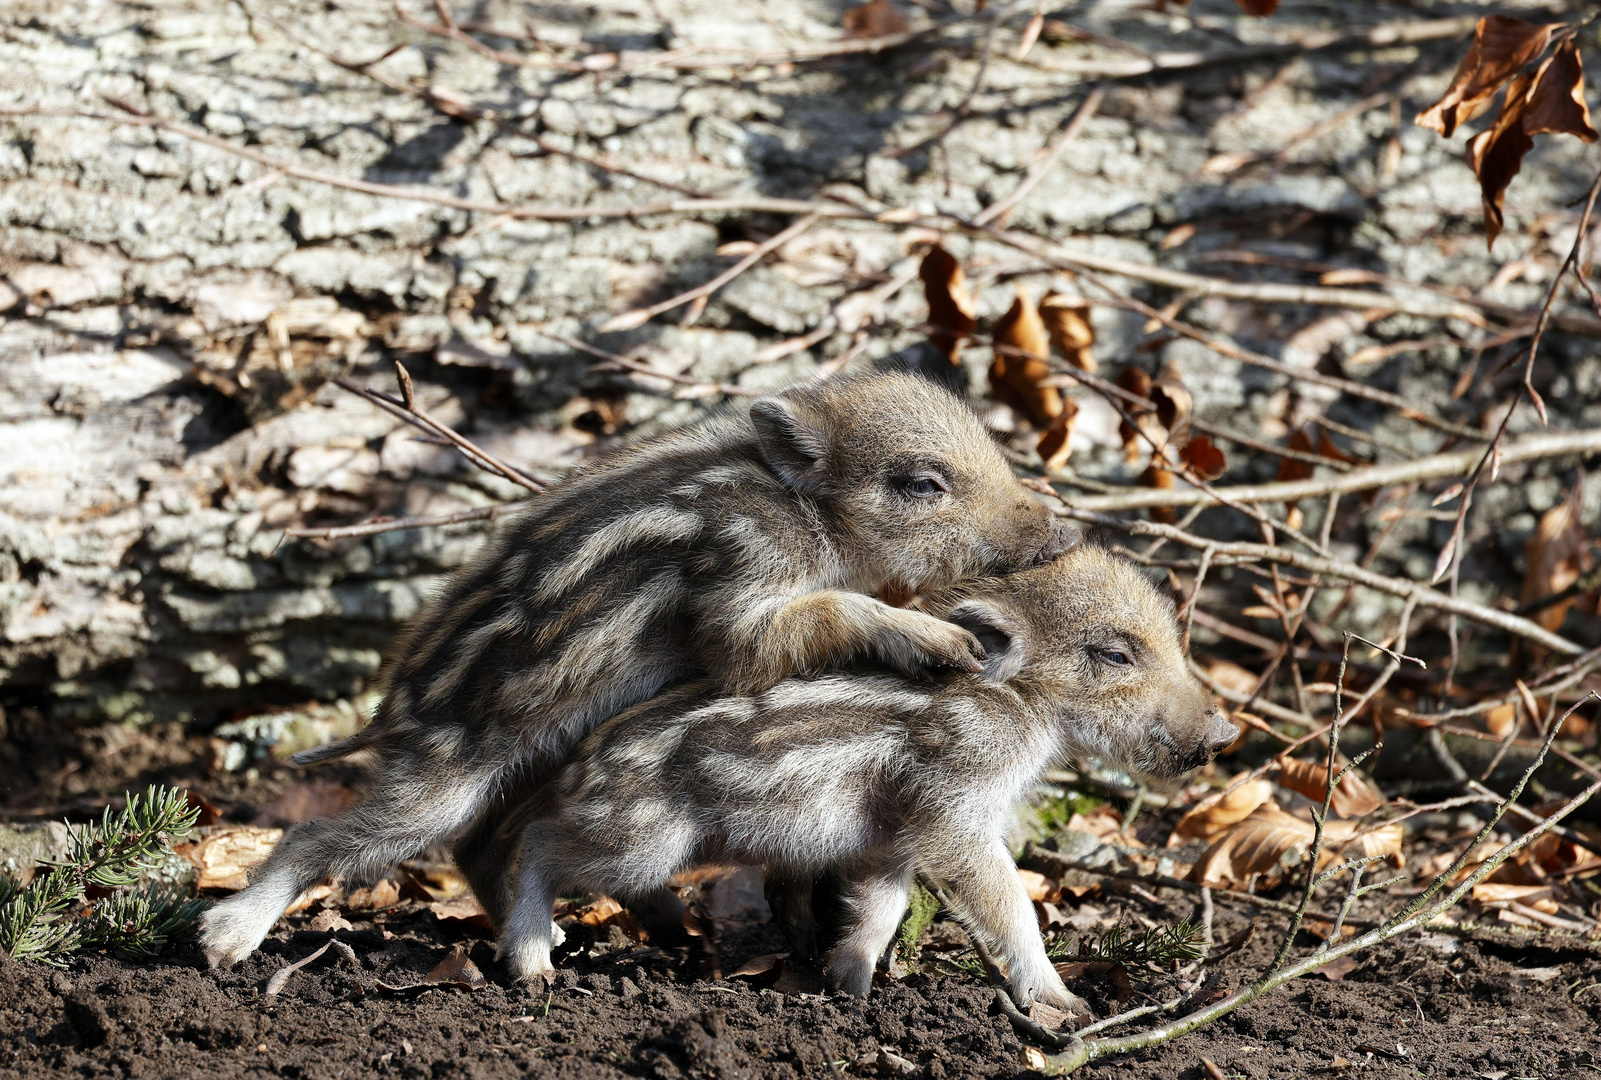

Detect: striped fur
[201,372,1069,966]
[490,546,1238,1016]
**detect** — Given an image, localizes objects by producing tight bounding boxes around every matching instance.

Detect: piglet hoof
[198,901,271,970]
[823,953,875,997]
[1026,983,1094,1026]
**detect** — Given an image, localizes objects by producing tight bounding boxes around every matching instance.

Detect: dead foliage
[1416,17,1598,247]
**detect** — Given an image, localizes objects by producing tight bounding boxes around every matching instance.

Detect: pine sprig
[1049,918,1206,975]
[80,888,208,959]
[0,786,201,964]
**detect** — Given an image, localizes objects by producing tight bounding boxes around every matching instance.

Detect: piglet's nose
[1039,518,1082,562]
[1207,713,1241,756]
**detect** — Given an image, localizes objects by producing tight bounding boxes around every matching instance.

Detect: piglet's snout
[1204,710,1240,760]
[1167,707,1239,775]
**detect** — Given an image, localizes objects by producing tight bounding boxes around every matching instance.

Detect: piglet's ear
[947,601,1027,683]
[751,395,828,491]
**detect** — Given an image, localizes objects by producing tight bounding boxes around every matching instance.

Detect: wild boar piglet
[494,545,1237,1016]
[202,371,1070,966]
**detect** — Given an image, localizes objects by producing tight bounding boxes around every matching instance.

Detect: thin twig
[284,499,537,540]
[333,371,547,492]
[1062,509,1585,656]
[1053,428,1601,511]
[601,214,822,332]
[977,85,1104,227]
[532,331,755,397]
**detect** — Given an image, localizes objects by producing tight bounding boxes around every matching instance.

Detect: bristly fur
[201,371,1071,966]
[489,546,1238,1017]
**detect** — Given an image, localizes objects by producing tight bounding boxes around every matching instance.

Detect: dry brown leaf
[423,945,487,989]
[1036,398,1078,471]
[1275,758,1385,818]
[1148,367,1192,439]
[1415,15,1556,137]
[429,895,493,928]
[919,244,976,362]
[284,882,337,916]
[1466,42,1598,250]
[1277,425,1361,482]
[1114,367,1153,462]
[1014,10,1044,61]
[1472,881,1553,905]
[1233,0,1279,15]
[1167,779,1277,849]
[841,0,908,38]
[177,825,282,891]
[250,783,356,827]
[576,895,625,926]
[990,287,1062,428]
[343,879,403,911]
[1067,806,1131,844]
[1523,40,1599,141]
[1018,868,1062,904]
[727,952,787,979]
[1040,292,1096,373]
[1485,702,1518,738]
[1189,804,1402,887]
[1522,489,1590,632]
[1179,435,1227,482]
[1160,223,1197,250]
[1204,659,1260,698]
[1468,71,1537,251]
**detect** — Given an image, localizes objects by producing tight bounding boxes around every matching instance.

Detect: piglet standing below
[492,544,1238,1018]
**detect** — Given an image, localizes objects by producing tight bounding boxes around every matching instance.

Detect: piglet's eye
[1100,649,1132,666]
[901,474,949,498]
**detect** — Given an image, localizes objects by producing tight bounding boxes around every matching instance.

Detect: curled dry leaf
[1040,292,1096,373]
[1275,758,1386,819]
[1522,488,1591,633]
[1415,16,1557,138]
[1179,435,1227,482]
[424,944,487,989]
[841,0,909,38]
[1189,803,1403,888]
[1148,369,1192,442]
[1138,464,1175,523]
[1233,0,1279,16]
[1036,398,1079,472]
[1523,40,1598,140]
[1167,778,1276,849]
[1018,868,1062,904]
[1463,39,1598,249]
[919,244,976,362]
[990,287,1061,428]
[1276,425,1361,483]
[1204,659,1260,698]
[1114,367,1154,462]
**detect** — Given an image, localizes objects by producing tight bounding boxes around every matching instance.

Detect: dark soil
[5,889,1601,1080]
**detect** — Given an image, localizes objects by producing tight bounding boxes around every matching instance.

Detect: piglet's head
[941,546,1238,780]
[749,372,1067,592]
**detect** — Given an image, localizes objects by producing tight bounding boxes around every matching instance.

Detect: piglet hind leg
[824,859,912,996]
[201,769,496,968]
[931,837,1092,1019]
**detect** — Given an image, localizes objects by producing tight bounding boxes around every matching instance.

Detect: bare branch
[1063,509,1585,655]
[1055,428,1601,512]
[601,214,822,332]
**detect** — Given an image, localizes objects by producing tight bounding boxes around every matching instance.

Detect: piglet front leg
[926,834,1093,1020]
